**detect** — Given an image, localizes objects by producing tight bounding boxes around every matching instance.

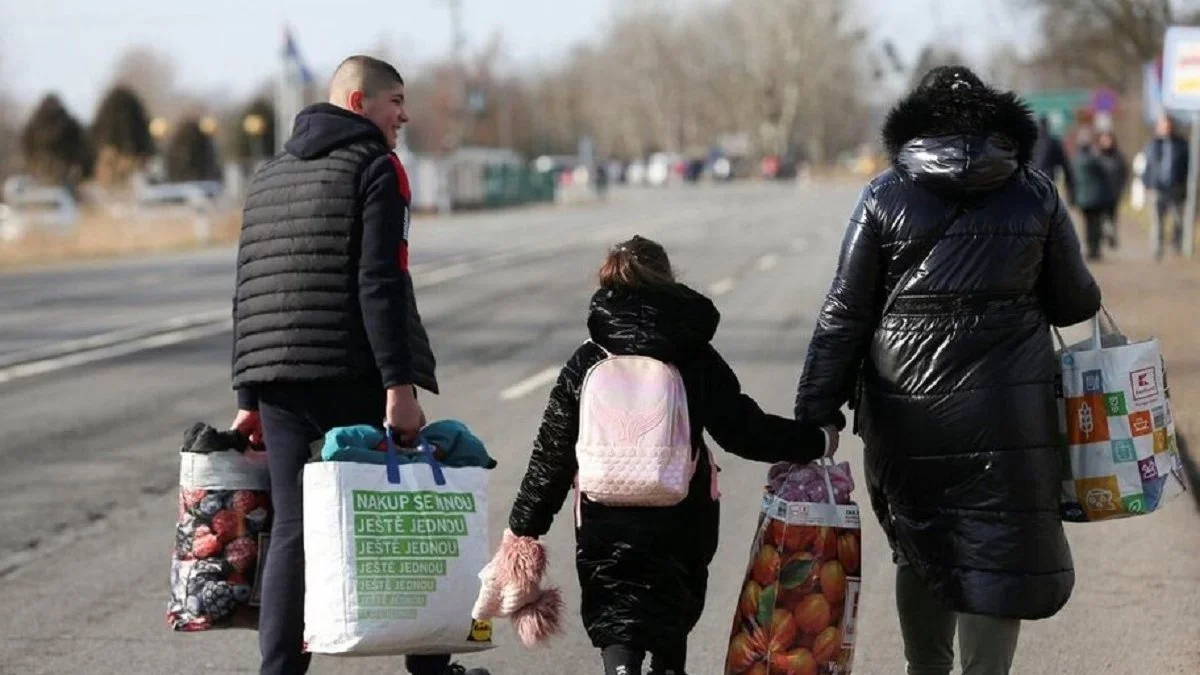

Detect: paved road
[0,183,1196,675]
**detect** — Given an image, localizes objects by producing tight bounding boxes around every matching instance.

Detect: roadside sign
[1022,90,1091,136]
[1162,26,1200,110]
[1092,87,1118,113]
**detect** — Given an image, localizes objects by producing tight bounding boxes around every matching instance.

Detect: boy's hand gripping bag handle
[384,426,446,486]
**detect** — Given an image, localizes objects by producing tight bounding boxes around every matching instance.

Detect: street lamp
[149,117,169,140]
[243,114,266,158]
[199,116,219,135]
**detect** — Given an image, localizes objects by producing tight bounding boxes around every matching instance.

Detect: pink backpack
[573,343,719,520]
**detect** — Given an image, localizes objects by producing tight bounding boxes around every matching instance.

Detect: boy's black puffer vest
[232,103,437,393]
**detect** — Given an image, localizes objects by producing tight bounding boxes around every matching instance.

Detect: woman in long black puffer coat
[795,67,1101,674]
[491,236,835,675]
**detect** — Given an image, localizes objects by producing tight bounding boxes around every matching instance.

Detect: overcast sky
[2,0,1039,118]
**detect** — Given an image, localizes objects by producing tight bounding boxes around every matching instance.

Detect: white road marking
[1,238,627,384]
[0,308,230,369]
[708,277,736,296]
[757,253,780,271]
[0,319,233,385]
[413,261,476,288]
[499,366,561,401]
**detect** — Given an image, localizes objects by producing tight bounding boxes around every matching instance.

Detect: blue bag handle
[385,427,447,487]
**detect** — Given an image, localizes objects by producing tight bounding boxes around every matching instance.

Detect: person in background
[1140,113,1190,260]
[1094,130,1128,250]
[1071,127,1118,261]
[1033,115,1075,204]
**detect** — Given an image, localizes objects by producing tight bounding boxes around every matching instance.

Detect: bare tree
[0,33,20,183]
[0,59,15,182]
[983,43,1037,92]
[108,46,177,119]
[1015,0,1200,92]
[392,0,871,164]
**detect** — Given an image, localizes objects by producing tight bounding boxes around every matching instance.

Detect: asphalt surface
[0,182,1196,675]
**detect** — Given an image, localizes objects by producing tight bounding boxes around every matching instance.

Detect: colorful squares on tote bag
[1076,475,1123,520]
[1153,428,1170,454]
[1104,392,1128,417]
[1110,439,1138,464]
[1128,410,1154,437]
[1066,396,1110,445]
[1142,474,1169,511]
[1137,456,1160,482]
[1152,405,1167,429]
[1122,494,1148,514]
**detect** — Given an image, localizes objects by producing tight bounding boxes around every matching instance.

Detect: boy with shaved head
[230,55,488,675]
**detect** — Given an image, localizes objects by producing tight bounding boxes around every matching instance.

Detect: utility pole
[436,0,467,212]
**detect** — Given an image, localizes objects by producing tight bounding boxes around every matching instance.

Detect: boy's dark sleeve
[231,237,258,410]
[358,154,413,389]
[236,386,258,411]
[703,346,830,464]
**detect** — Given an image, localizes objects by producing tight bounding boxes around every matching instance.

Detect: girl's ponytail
[598,235,675,289]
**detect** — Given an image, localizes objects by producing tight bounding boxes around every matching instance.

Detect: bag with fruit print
[725,459,861,675]
[167,422,272,631]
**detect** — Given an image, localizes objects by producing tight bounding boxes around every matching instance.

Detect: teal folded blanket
[321,419,497,469]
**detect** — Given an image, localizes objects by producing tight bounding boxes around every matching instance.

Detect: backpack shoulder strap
[586,340,613,358]
[880,202,966,317]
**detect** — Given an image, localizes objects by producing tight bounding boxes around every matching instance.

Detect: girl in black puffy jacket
[473,236,837,675]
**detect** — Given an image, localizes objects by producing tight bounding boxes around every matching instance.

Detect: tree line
[1,0,1197,193]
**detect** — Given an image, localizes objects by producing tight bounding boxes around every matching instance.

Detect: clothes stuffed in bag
[767,461,855,505]
[320,419,498,469]
[168,422,272,631]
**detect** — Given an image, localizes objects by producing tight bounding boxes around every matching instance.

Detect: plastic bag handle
[385,427,447,487]
[1052,305,1124,353]
[818,458,838,507]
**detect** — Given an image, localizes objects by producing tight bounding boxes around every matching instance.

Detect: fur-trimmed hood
[882,79,1039,193]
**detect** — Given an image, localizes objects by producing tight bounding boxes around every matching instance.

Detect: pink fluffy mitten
[471,529,564,647]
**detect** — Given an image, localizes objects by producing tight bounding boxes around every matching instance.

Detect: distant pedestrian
[1094,130,1128,249]
[1033,114,1075,204]
[1140,113,1190,259]
[1072,127,1120,261]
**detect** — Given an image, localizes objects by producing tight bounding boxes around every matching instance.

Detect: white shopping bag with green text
[303,434,494,655]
